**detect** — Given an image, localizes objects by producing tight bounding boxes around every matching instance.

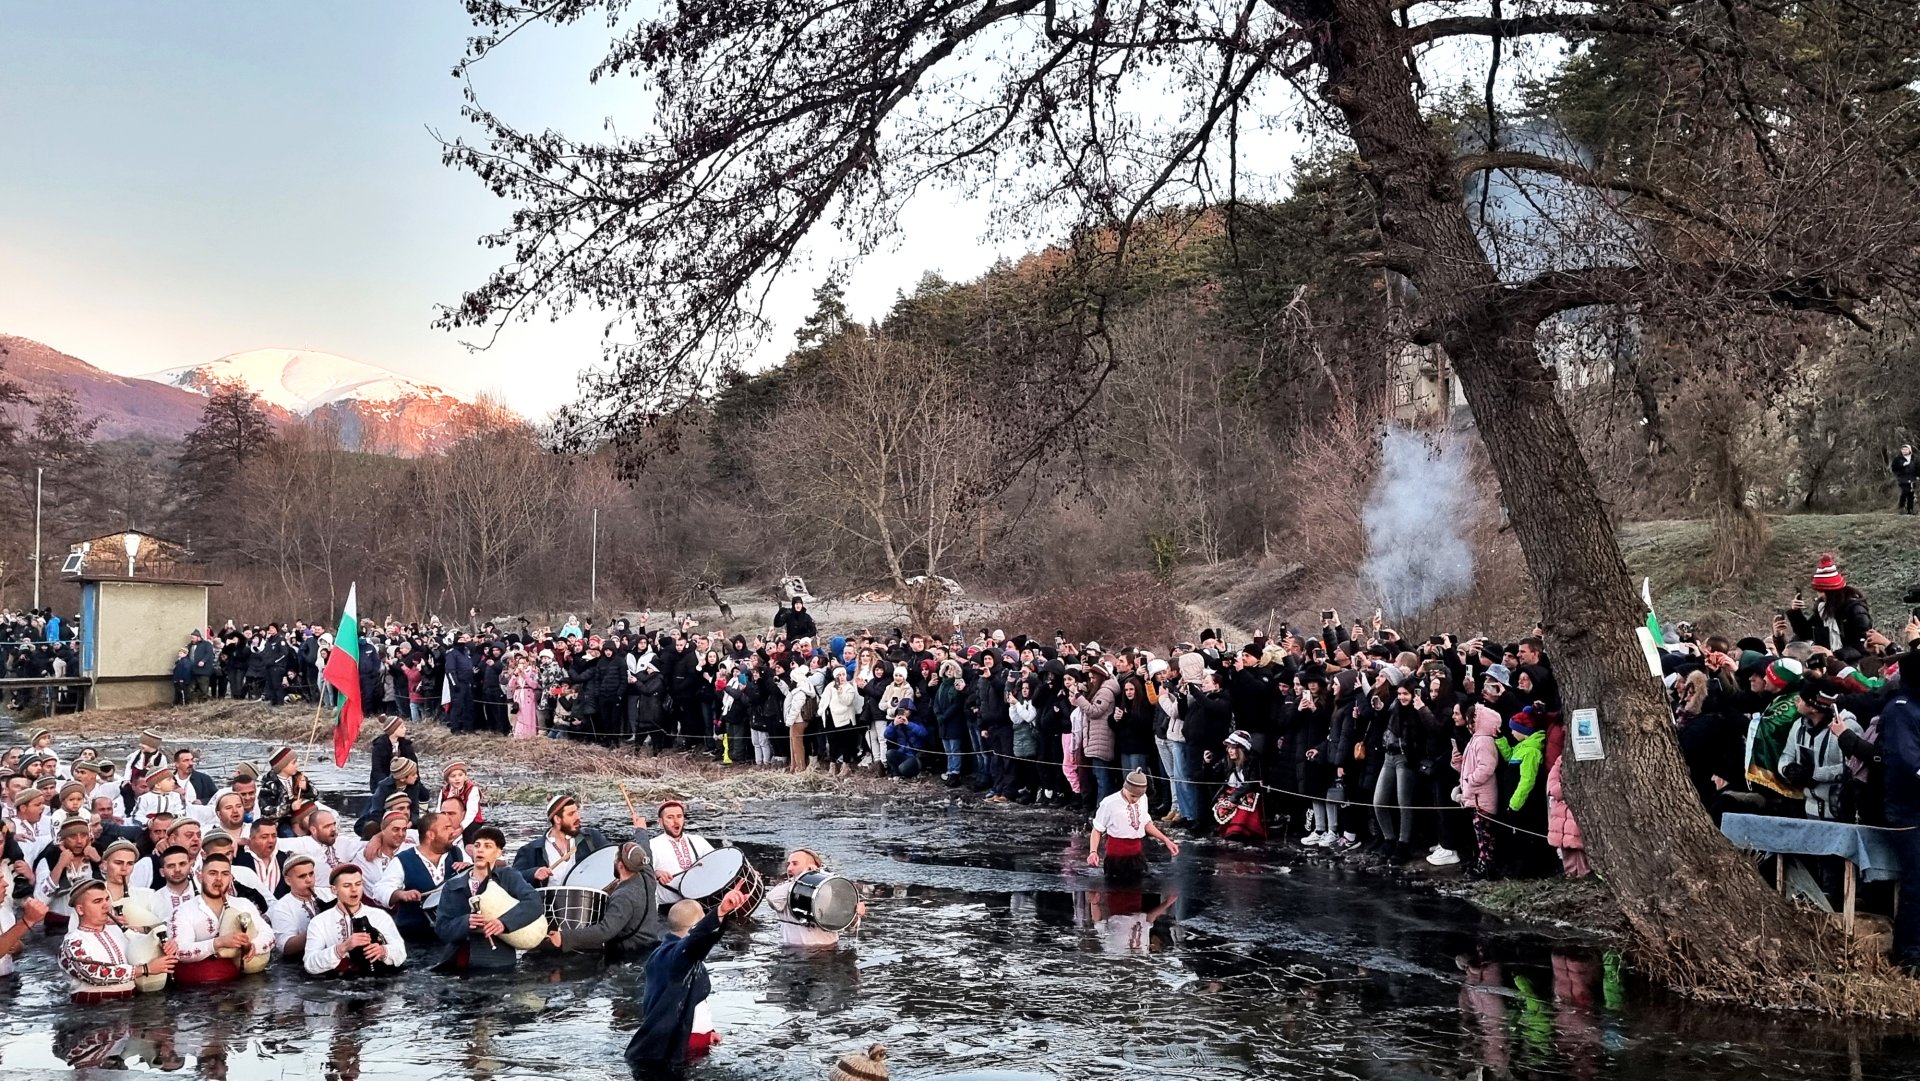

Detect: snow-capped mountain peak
[145,348,459,415]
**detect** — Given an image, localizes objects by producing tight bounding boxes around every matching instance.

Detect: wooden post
[1844,860,1858,936]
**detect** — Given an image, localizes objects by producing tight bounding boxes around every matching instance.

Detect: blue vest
[391,844,465,941]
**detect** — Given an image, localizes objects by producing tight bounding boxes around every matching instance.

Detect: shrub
[1001,571,1185,649]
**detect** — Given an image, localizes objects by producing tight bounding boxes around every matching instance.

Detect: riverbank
[32,700,1636,936]
[25,699,1049,815]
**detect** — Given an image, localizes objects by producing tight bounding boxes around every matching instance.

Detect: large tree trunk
[1322,0,1835,998]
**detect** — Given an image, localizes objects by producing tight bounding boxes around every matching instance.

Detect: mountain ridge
[0,335,488,455]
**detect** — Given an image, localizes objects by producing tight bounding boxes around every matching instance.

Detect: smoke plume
[1362,426,1477,620]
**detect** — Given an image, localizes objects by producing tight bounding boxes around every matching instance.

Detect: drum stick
[618,782,642,826]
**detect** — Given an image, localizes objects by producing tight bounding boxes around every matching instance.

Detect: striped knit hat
[1765,657,1805,692]
[1812,553,1846,591]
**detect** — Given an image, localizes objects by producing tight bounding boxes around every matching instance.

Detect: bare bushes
[1001,571,1184,649]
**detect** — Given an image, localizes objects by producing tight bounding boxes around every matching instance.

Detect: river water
[4,733,1918,1080]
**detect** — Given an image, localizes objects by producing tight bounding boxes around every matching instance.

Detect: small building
[60,531,220,710]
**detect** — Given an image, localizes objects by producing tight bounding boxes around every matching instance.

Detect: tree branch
[1452,150,1741,236]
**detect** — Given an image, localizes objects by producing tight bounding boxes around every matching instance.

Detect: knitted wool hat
[546,794,579,820]
[384,716,405,736]
[828,1044,890,1081]
[1765,657,1805,692]
[269,747,295,770]
[1177,652,1208,685]
[139,730,163,751]
[1812,553,1846,591]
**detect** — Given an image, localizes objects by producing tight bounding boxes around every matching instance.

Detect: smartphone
[1321,610,1334,621]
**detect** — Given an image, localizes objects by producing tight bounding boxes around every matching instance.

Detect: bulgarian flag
[1642,577,1662,643]
[324,584,363,767]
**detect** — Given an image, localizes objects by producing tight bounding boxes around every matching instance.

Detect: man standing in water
[1087,769,1180,884]
[625,885,750,1080]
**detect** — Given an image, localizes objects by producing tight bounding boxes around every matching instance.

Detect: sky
[0,1,1033,419]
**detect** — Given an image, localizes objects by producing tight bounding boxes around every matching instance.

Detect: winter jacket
[972,669,1011,730]
[878,679,915,719]
[1505,728,1548,814]
[1458,705,1504,815]
[1112,690,1155,756]
[1011,699,1041,758]
[1184,689,1232,765]
[1779,713,1860,820]
[1073,682,1118,761]
[930,672,971,740]
[884,717,929,754]
[1884,693,1920,825]
[821,681,861,728]
[1788,594,1873,654]
[1546,757,1583,850]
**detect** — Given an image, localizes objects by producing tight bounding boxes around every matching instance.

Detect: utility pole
[590,508,598,610]
[32,467,43,610]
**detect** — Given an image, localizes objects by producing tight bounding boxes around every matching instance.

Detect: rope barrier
[871,734,1562,839]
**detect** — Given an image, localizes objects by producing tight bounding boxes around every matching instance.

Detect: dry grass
[32,701,920,809]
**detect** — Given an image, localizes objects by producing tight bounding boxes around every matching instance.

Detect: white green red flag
[323,584,362,766]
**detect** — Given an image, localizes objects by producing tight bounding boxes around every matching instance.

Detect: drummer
[544,840,662,960]
[512,794,616,886]
[765,849,865,947]
[646,800,713,889]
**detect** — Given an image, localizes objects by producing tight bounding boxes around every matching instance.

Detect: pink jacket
[1457,705,1502,815]
[1547,756,1583,850]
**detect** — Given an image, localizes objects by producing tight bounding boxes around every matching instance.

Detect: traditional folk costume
[646,807,713,885]
[132,788,187,828]
[124,731,166,787]
[1092,782,1152,885]
[59,922,141,1003]
[167,894,273,985]
[265,858,332,955]
[32,828,97,934]
[373,843,466,942]
[765,878,839,947]
[302,895,406,978]
[280,830,363,880]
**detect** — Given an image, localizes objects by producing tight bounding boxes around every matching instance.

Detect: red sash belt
[175,957,241,985]
[71,989,135,1004]
[1105,837,1144,858]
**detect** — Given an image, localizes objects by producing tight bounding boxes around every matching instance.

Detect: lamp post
[31,467,42,610]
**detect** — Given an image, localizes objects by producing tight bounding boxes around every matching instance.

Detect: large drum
[675,848,763,920]
[565,846,619,891]
[540,886,607,932]
[789,870,860,932]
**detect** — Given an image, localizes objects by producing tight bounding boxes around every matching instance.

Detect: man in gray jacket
[544,840,662,959]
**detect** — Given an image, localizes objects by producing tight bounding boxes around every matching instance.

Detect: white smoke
[1362,426,1477,620]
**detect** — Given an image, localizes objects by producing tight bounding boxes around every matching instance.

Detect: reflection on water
[7,735,1920,1079]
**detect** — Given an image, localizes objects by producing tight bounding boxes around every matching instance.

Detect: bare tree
[444,0,1920,1002]
[419,407,573,614]
[748,336,988,630]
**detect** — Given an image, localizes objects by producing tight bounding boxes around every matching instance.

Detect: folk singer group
[0,724,873,1081]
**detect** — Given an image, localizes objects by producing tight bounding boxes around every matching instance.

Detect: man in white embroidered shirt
[167,853,271,985]
[646,800,713,888]
[267,854,330,957]
[304,864,405,977]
